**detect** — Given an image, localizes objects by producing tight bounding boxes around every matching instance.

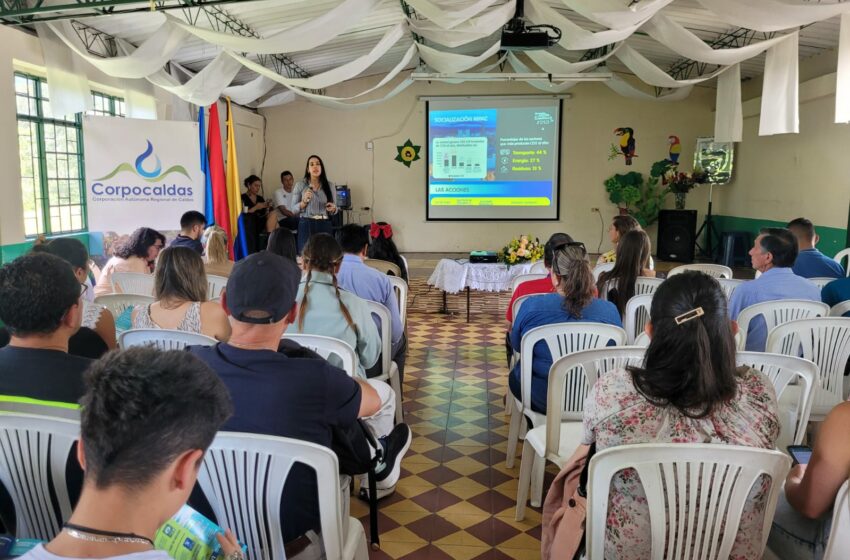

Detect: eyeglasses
[552,240,587,256]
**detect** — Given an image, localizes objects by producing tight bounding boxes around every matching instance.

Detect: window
[15,72,125,237]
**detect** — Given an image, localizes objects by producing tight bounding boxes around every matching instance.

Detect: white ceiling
[75,0,843,88]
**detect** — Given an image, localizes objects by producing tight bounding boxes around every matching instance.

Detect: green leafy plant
[604,171,669,227]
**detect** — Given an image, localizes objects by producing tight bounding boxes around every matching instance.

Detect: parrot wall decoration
[668,135,681,164]
[613,127,636,165]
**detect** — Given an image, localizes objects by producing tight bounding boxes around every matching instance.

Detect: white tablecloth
[427,259,539,294]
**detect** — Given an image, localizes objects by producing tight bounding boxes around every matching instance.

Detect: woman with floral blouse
[582,271,780,559]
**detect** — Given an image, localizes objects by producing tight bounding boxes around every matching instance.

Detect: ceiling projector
[500,0,561,50]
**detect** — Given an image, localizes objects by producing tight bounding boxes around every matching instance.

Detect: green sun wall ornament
[395,139,421,167]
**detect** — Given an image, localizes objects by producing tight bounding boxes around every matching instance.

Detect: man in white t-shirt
[274,170,299,231]
[20,348,238,560]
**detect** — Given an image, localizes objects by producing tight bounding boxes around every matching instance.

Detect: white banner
[83,116,203,233]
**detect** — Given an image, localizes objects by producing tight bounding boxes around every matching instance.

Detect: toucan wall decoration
[609,127,636,165]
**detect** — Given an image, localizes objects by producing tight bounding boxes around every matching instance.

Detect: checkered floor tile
[352,312,553,559]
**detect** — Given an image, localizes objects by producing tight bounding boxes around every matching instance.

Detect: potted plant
[603,171,667,227]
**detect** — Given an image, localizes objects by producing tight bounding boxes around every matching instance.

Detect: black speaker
[657,210,697,263]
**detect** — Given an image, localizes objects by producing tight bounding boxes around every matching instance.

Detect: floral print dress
[582,366,780,560]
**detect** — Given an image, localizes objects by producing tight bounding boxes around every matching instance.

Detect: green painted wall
[712,215,848,256]
[0,232,103,264]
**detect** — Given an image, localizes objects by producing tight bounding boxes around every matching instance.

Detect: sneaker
[358,423,411,500]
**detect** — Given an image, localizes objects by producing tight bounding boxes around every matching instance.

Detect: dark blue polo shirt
[169,234,204,255]
[189,342,361,542]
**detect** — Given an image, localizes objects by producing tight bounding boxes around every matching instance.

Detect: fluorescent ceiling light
[410,72,612,82]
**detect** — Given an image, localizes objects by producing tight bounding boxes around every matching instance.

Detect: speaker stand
[694,183,721,261]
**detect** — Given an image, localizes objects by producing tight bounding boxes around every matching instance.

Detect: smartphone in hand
[787,445,813,466]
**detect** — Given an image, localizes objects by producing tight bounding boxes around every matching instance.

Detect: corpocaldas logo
[89,139,194,201]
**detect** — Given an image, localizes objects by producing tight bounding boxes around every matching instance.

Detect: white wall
[260,75,716,253]
[0,24,265,249]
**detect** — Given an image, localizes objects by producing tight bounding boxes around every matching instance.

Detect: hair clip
[674,307,705,325]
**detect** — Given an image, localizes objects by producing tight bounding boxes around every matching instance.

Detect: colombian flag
[225,98,249,261]
[207,103,230,243]
[198,107,214,222]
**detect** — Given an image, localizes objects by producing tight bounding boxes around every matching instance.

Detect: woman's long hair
[367,222,407,281]
[267,229,297,262]
[302,154,334,203]
[628,271,738,418]
[299,233,358,336]
[597,229,651,315]
[153,246,208,303]
[204,226,229,266]
[114,227,165,260]
[551,243,594,317]
[612,214,641,240]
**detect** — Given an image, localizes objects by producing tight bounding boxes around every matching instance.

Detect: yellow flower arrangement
[498,234,544,266]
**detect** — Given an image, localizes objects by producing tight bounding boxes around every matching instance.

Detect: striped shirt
[293,179,337,217]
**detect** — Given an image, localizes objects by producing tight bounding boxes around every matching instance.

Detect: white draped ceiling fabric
[33,0,850,140]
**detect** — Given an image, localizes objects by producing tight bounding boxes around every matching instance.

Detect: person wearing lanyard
[292,154,338,254]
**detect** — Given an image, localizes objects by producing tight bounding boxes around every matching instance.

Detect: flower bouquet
[498,235,544,265]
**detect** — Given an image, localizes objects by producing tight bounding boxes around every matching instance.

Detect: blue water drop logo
[134,140,162,179]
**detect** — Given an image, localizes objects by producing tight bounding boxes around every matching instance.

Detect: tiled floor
[351,311,550,559]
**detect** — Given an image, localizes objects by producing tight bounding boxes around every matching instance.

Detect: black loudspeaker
[657,210,697,263]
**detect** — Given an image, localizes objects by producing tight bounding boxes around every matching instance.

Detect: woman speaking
[292,154,338,254]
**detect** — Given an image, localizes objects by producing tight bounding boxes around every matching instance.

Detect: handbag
[541,443,595,560]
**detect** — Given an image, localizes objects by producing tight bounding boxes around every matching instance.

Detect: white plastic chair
[364,258,401,277]
[515,346,646,520]
[834,248,850,276]
[0,413,79,540]
[111,271,155,295]
[506,322,627,469]
[717,278,745,300]
[823,480,850,560]
[198,432,368,560]
[634,276,664,296]
[283,334,357,377]
[766,318,850,420]
[736,352,817,450]
[830,300,850,317]
[207,274,228,300]
[592,262,615,282]
[94,294,155,319]
[529,260,547,274]
[510,273,548,294]
[586,443,790,560]
[667,263,733,279]
[634,331,650,347]
[399,255,410,279]
[387,275,408,327]
[808,277,837,290]
[118,328,217,350]
[366,301,403,424]
[624,294,653,345]
[736,299,829,351]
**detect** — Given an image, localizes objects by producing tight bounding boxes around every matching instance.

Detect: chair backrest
[0,412,79,540]
[824,480,850,560]
[93,294,155,319]
[624,294,653,344]
[634,331,650,347]
[111,271,155,295]
[510,273,548,294]
[586,443,790,560]
[736,352,817,448]
[736,299,829,351]
[387,275,408,327]
[283,334,357,377]
[366,301,393,376]
[363,258,401,277]
[667,263,734,279]
[634,276,664,296]
[198,432,346,560]
[830,300,850,317]
[834,247,850,276]
[592,262,615,282]
[511,294,545,324]
[717,278,745,300]
[399,254,410,278]
[546,347,645,454]
[206,274,229,300]
[808,277,836,290]
[118,328,217,350]
[519,322,626,411]
[766,318,850,411]
[529,260,547,274]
